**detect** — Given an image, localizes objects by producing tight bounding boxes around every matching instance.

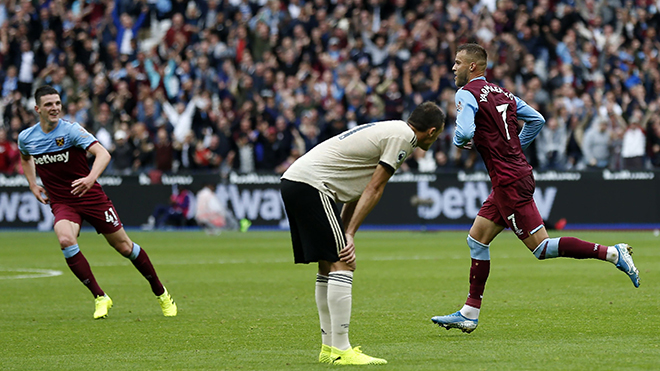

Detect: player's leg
[316,261,333,364]
[103,228,177,316]
[86,199,176,316]
[431,212,504,333]
[53,218,112,319]
[103,228,163,295]
[282,179,336,363]
[326,259,385,365]
[522,226,640,287]
[281,179,385,365]
[505,175,638,287]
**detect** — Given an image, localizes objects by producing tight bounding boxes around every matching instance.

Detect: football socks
[328,271,353,352]
[315,274,332,347]
[128,243,165,296]
[64,245,104,298]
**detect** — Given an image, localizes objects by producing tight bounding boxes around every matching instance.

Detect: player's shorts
[280,179,345,264]
[50,195,123,234]
[477,174,544,240]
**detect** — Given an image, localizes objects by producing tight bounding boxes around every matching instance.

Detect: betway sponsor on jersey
[33,151,69,165]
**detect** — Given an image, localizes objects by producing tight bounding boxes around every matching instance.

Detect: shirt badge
[397,150,408,163]
[456,101,463,113]
[55,137,65,147]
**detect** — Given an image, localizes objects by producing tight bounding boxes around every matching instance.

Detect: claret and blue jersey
[453,76,545,187]
[18,119,104,203]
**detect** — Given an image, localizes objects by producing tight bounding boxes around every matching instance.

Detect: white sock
[315,274,332,347]
[606,246,619,264]
[460,305,480,320]
[328,271,353,351]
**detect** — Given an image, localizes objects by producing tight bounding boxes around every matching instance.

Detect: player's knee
[532,238,559,260]
[58,235,77,249]
[467,235,490,260]
[110,239,133,256]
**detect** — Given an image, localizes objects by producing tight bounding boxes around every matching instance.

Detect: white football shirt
[282,120,417,203]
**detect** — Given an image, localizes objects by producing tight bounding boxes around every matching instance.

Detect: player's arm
[20,152,49,204]
[515,96,545,150]
[339,163,394,266]
[71,142,111,197]
[340,200,358,230]
[453,89,478,149]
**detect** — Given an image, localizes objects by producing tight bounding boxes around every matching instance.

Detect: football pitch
[0,230,657,370]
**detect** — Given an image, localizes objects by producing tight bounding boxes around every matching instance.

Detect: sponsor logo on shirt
[397,150,407,163]
[33,151,69,165]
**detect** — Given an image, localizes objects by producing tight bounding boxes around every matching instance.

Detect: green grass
[0,230,658,370]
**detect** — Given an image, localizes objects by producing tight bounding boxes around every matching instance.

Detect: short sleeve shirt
[18,119,104,204]
[282,120,417,202]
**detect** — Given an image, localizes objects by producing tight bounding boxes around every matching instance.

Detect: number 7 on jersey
[496,104,510,141]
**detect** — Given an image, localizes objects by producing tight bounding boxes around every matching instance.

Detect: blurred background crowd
[1,0,660,177]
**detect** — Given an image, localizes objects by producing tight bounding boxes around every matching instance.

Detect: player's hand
[30,184,49,204]
[339,234,357,269]
[460,140,473,150]
[71,176,95,197]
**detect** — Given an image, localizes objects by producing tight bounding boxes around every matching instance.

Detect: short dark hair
[35,85,61,105]
[457,43,488,70]
[408,101,445,132]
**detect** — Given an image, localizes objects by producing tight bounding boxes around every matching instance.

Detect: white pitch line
[0,268,63,280]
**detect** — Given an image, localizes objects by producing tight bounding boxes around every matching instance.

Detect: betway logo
[0,191,54,230]
[33,152,69,165]
[416,181,557,220]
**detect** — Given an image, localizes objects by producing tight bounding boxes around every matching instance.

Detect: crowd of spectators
[1,0,660,177]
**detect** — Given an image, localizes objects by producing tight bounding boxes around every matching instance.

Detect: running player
[281,102,445,364]
[431,44,639,334]
[18,85,177,319]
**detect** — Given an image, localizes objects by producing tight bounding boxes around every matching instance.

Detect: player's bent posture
[18,85,177,319]
[431,44,639,334]
[281,102,445,365]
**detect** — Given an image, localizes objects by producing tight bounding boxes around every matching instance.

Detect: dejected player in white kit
[281,102,445,365]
